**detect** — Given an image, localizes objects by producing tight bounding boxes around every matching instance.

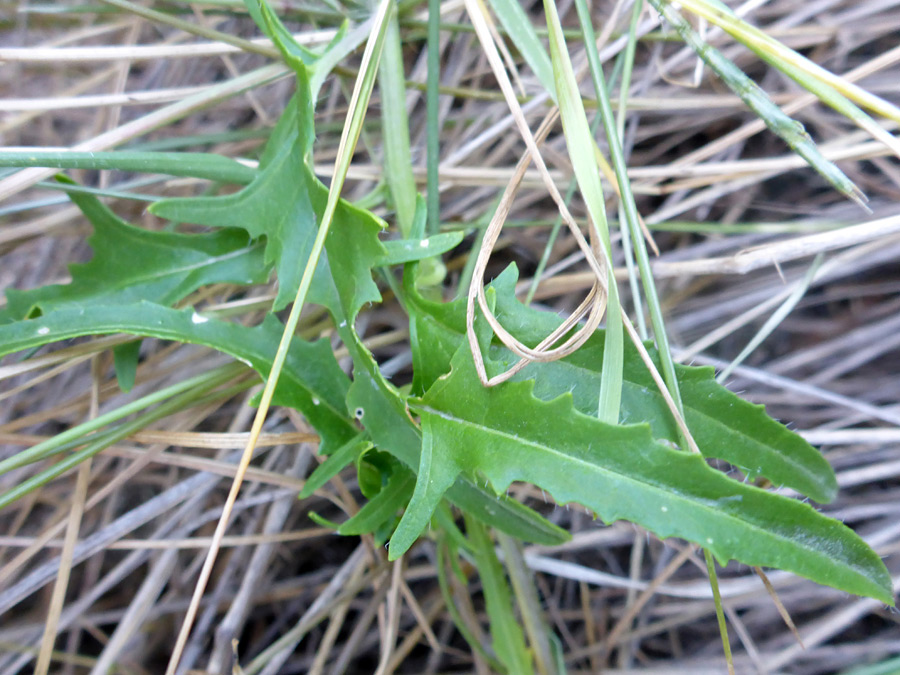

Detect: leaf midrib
[98,243,262,293]
[415,402,866,580]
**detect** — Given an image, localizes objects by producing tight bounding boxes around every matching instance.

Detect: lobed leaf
[3,178,267,321]
[151,69,386,315]
[345,338,569,547]
[406,264,838,503]
[394,338,892,604]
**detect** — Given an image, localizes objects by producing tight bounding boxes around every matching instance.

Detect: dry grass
[1,0,899,673]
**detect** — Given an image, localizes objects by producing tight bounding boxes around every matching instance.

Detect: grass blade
[0,150,256,184]
[487,0,556,98]
[379,6,418,235]
[544,0,623,424]
[648,0,866,206]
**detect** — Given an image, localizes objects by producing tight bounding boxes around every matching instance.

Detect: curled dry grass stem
[464,0,610,388]
[463,0,699,456]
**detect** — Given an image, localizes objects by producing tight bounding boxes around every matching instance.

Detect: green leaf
[5,178,268,320]
[338,467,415,536]
[378,231,464,266]
[298,434,370,499]
[395,339,892,604]
[0,304,357,455]
[406,264,837,504]
[292,139,564,550]
[112,340,141,393]
[466,515,534,675]
[345,356,569,548]
[151,73,386,314]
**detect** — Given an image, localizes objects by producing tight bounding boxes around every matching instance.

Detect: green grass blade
[487,0,555,99]
[497,533,558,675]
[378,6,418,236]
[0,362,244,476]
[647,0,866,206]
[426,0,441,235]
[524,112,604,306]
[466,515,535,675]
[717,254,824,383]
[615,0,649,339]
[544,0,622,424]
[677,0,900,125]
[0,150,257,184]
[435,539,505,673]
[574,0,683,415]
[0,375,251,511]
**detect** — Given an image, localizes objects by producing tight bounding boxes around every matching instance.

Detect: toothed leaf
[391,338,891,604]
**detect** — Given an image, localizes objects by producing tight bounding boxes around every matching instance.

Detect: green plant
[1,0,895,672]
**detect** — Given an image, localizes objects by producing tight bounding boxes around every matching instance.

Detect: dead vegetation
[1,0,899,673]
